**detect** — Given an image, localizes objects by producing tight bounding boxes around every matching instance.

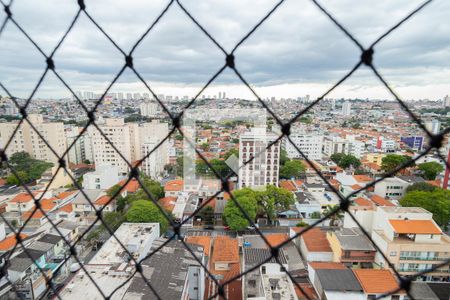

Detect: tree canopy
[280,160,306,179]
[418,162,444,180]
[406,182,438,193]
[126,176,164,203]
[126,200,169,232]
[224,185,295,229]
[381,154,412,173]
[331,153,361,169]
[400,189,450,229]
[223,195,257,231]
[5,152,53,184]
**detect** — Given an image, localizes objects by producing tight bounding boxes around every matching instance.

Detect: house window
[262,266,266,275]
[390,251,397,256]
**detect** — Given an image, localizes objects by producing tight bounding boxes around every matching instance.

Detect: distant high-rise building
[133,93,141,100]
[425,119,441,135]
[88,118,168,177]
[66,126,93,164]
[238,127,280,189]
[218,92,222,99]
[342,101,351,116]
[139,101,160,118]
[443,95,450,107]
[400,136,424,150]
[117,92,124,100]
[0,114,67,164]
[143,93,150,99]
[222,92,226,99]
[331,99,336,110]
[126,93,133,100]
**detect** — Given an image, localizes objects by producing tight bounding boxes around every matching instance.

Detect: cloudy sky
[0,0,449,100]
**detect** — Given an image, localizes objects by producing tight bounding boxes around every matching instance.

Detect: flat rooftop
[262,273,297,300]
[59,264,134,300]
[90,223,159,264]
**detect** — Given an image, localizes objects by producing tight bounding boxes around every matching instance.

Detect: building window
[390,251,397,256]
[262,266,266,275]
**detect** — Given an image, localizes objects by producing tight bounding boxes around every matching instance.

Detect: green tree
[338,154,361,169]
[280,160,306,179]
[418,162,444,180]
[107,184,126,212]
[310,211,321,219]
[257,185,295,223]
[322,205,343,227]
[126,200,169,232]
[296,221,308,227]
[6,152,53,183]
[400,189,450,229]
[406,182,438,193]
[330,153,346,165]
[103,211,126,231]
[381,154,409,173]
[223,196,257,231]
[280,149,289,166]
[126,176,164,203]
[6,171,30,185]
[199,206,215,225]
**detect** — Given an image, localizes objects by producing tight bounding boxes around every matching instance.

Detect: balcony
[399,256,449,261]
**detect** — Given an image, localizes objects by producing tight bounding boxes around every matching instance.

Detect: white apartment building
[342,101,351,116]
[425,119,441,135]
[0,114,66,164]
[374,176,423,200]
[88,118,169,177]
[323,136,349,157]
[88,118,133,175]
[83,165,119,190]
[371,207,450,281]
[285,133,323,160]
[139,100,161,118]
[443,95,450,108]
[238,127,280,189]
[65,126,93,164]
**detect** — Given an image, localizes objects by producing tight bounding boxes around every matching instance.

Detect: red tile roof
[11,193,36,203]
[94,195,111,206]
[354,197,373,207]
[159,197,177,212]
[353,269,402,294]
[56,191,76,199]
[389,219,441,234]
[301,228,332,252]
[186,236,212,257]
[370,194,395,207]
[117,178,140,193]
[164,179,183,192]
[0,233,28,251]
[279,180,297,192]
[58,203,73,213]
[211,236,239,263]
[308,262,347,270]
[265,233,289,248]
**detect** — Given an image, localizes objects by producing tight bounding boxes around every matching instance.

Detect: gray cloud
[0,0,449,99]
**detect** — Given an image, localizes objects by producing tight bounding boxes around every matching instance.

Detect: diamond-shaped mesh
[0,0,449,299]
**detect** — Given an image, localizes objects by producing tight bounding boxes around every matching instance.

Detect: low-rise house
[312,268,364,300]
[327,227,376,267]
[297,228,333,262]
[353,269,405,300]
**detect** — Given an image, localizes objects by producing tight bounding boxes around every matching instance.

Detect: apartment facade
[238,127,280,188]
[285,133,323,160]
[88,118,168,176]
[0,114,66,164]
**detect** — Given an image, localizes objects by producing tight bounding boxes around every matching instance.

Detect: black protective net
[0,0,449,299]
